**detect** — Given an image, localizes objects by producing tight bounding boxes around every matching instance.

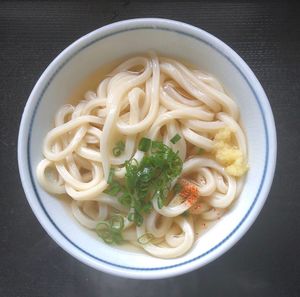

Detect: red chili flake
[179,179,200,206]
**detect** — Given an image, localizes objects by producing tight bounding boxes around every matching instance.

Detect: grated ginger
[213,128,248,177]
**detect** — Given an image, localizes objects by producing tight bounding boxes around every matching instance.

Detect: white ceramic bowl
[18,18,276,279]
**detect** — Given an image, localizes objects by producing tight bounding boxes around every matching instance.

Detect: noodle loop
[36,53,248,258]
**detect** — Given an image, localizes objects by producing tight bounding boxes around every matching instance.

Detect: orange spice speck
[178,179,200,206]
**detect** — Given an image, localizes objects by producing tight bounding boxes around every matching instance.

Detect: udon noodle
[36,52,248,258]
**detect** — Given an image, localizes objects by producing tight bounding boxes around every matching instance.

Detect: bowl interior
[21,22,271,278]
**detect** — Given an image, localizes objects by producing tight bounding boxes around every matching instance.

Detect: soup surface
[36,52,248,258]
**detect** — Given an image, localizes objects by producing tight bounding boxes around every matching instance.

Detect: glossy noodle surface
[36,52,248,258]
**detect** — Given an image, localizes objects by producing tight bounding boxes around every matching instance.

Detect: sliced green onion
[128,211,143,226]
[99,229,114,244]
[107,168,115,184]
[96,221,109,231]
[112,141,125,157]
[104,181,121,196]
[138,137,151,152]
[111,232,123,244]
[118,192,131,206]
[110,215,124,231]
[137,233,154,245]
[96,217,124,245]
[128,212,135,222]
[197,148,205,155]
[151,140,161,150]
[142,201,152,213]
[156,193,164,209]
[170,134,181,144]
[113,147,121,156]
[95,222,110,241]
[135,213,143,226]
[105,168,123,195]
[104,140,183,227]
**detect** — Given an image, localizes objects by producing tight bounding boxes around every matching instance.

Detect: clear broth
[59,55,231,254]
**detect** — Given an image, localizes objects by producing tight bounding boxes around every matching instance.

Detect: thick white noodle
[145,211,173,238]
[182,157,237,208]
[36,53,248,259]
[136,217,194,259]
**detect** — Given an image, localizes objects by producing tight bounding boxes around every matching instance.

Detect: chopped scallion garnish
[197,148,205,155]
[105,168,123,195]
[107,168,115,184]
[128,211,143,226]
[110,215,124,231]
[112,140,125,157]
[138,137,151,152]
[170,134,181,144]
[96,215,124,244]
[104,140,183,225]
[158,198,164,209]
[137,233,154,245]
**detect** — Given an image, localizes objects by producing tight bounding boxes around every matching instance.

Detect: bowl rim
[18,18,277,279]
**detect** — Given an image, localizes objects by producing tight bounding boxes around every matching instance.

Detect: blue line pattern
[27,27,269,271]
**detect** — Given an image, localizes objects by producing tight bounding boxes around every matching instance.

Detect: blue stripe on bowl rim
[27,26,268,271]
